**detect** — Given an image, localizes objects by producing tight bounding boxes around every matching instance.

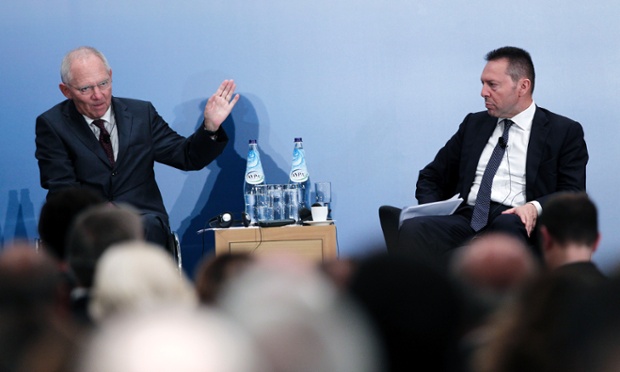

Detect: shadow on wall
[177,96,287,278]
[2,189,37,247]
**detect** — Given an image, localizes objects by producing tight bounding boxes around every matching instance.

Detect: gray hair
[60,46,111,84]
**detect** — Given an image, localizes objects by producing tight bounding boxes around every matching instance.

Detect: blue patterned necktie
[470,119,513,232]
[93,119,115,166]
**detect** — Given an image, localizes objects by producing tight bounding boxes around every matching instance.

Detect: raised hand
[203,79,240,132]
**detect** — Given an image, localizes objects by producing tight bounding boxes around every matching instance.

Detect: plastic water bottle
[288,137,310,210]
[243,140,265,224]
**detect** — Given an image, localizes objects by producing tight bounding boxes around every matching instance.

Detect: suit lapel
[62,101,112,167]
[112,98,134,165]
[525,106,550,199]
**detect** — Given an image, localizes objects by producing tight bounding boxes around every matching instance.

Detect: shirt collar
[83,106,113,125]
[497,101,536,131]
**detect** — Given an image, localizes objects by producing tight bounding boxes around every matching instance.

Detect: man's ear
[518,78,532,97]
[59,83,72,100]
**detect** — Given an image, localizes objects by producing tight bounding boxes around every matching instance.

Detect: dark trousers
[142,213,173,253]
[395,203,533,273]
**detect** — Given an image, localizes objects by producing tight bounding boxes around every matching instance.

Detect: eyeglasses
[68,79,112,95]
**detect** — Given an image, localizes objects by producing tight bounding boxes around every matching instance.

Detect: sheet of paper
[399,194,464,228]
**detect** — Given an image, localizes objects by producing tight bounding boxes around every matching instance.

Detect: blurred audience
[471,267,605,372]
[67,203,144,288]
[10,189,618,372]
[555,275,620,372]
[347,252,462,372]
[470,192,608,372]
[89,241,196,323]
[194,252,254,305]
[450,232,539,340]
[538,192,605,281]
[65,203,144,324]
[317,257,357,292]
[37,188,105,263]
[217,254,381,372]
[77,307,268,372]
[0,241,82,372]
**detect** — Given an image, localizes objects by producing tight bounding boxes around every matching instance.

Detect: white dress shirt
[467,101,539,212]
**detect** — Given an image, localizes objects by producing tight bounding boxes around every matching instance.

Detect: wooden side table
[214,224,337,262]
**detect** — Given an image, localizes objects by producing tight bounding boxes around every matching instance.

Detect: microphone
[298,207,312,222]
[498,137,507,149]
[101,134,111,144]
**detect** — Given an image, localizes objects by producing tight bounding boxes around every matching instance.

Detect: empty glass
[284,184,300,222]
[315,181,331,219]
[269,184,286,220]
[255,184,274,221]
[315,182,331,205]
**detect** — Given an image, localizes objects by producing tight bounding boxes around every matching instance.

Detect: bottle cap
[249,139,257,144]
[294,137,302,142]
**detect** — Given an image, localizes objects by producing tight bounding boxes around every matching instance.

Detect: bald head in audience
[452,232,539,293]
[450,232,540,327]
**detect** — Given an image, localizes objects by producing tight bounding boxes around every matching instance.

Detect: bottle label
[245,149,265,185]
[289,148,308,182]
[245,170,264,184]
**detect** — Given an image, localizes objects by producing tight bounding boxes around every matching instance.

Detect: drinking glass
[255,184,274,221]
[315,182,331,205]
[284,184,300,223]
[315,181,331,219]
[269,184,285,220]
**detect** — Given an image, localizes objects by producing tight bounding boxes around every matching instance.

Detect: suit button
[112,171,118,176]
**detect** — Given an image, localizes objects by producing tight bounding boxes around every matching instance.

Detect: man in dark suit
[391,46,588,271]
[35,46,240,250]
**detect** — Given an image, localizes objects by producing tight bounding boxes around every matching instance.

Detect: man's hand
[502,203,538,236]
[203,79,240,132]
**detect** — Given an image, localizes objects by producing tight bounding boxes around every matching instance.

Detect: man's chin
[89,105,109,118]
[486,108,499,118]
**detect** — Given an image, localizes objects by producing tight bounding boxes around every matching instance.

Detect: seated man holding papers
[383,46,588,272]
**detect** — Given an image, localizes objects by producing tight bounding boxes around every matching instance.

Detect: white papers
[399,194,464,228]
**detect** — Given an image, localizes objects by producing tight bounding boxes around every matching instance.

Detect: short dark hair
[486,46,536,94]
[67,203,144,288]
[539,192,598,247]
[38,188,105,260]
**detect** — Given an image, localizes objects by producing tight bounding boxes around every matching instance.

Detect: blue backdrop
[2,0,618,276]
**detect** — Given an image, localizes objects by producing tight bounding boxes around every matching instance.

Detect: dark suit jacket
[35,97,228,225]
[415,106,588,208]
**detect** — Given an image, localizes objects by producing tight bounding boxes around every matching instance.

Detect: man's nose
[480,86,489,97]
[91,86,104,99]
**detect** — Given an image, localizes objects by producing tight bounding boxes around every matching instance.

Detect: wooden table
[214,224,337,262]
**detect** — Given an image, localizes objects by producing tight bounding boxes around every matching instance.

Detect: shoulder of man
[535,106,581,127]
[454,110,496,133]
[112,96,153,109]
[38,99,73,119]
[460,110,495,125]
